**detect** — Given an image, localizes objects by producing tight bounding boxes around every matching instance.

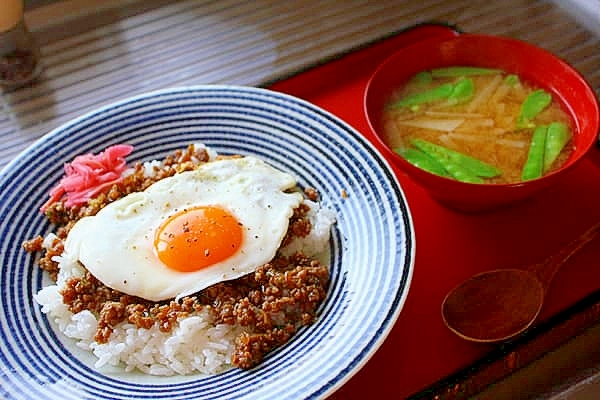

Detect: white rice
[279,199,336,258]
[34,147,335,376]
[36,279,244,375]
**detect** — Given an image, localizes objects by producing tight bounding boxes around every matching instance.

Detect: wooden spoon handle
[530,221,600,291]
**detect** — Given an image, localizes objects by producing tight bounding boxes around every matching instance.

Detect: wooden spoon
[441,222,600,343]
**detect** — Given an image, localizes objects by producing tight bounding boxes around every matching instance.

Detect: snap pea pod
[430,66,501,77]
[543,122,571,172]
[411,138,501,178]
[503,74,520,86]
[439,159,483,183]
[412,142,483,183]
[517,89,552,128]
[410,71,433,85]
[387,82,454,109]
[448,78,475,104]
[395,148,450,177]
[521,125,548,181]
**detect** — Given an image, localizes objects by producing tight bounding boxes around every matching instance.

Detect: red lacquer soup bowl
[364,33,600,212]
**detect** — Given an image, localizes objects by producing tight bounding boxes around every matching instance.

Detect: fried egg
[64,156,303,302]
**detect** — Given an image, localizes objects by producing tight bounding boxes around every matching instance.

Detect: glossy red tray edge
[266,22,600,399]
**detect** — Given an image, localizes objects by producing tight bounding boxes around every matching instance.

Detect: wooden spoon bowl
[442,269,543,342]
[441,222,600,343]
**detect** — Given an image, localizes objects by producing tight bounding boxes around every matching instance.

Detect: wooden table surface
[2,0,597,170]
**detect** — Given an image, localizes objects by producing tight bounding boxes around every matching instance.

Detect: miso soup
[382,67,573,184]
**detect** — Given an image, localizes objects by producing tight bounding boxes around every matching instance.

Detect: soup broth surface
[382,69,573,184]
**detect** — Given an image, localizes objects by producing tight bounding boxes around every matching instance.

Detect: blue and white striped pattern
[0,86,414,400]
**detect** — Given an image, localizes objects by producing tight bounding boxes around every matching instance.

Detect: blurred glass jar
[0,0,42,88]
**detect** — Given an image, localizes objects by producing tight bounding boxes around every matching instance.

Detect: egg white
[64,156,303,301]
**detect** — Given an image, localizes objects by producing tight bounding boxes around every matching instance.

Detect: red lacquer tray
[267,23,600,399]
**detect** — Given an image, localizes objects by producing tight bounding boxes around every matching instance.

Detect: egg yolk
[154,206,243,272]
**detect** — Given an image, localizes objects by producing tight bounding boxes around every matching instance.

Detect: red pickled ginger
[40,144,134,212]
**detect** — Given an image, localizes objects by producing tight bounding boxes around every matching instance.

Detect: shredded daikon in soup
[383,68,573,184]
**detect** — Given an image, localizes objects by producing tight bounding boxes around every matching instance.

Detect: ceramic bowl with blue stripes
[0,86,414,400]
